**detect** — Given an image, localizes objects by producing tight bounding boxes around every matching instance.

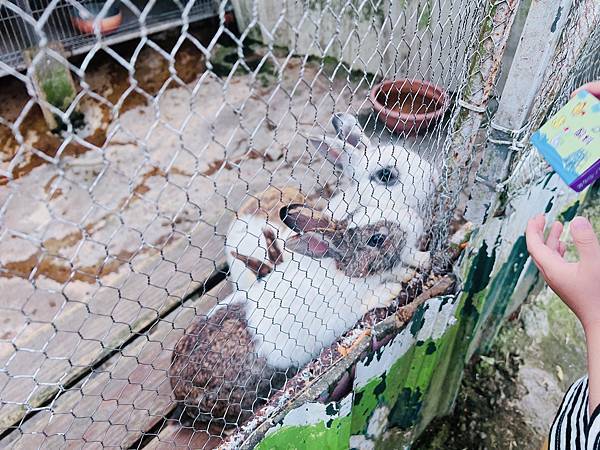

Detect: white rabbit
[227,202,429,370]
[318,112,440,220]
[171,201,431,427]
[226,112,438,291]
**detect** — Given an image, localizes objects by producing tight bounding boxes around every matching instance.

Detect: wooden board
[143,421,224,450]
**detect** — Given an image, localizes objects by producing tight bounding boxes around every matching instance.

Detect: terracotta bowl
[370,79,448,134]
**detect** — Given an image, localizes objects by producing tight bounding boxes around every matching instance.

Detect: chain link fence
[0,0,597,448]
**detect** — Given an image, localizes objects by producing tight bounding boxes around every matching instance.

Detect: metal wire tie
[474,174,502,192]
[476,121,532,190]
[457,99,487,113]
[488,120,531,151]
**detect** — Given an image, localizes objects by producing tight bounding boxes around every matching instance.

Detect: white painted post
[464,0,574,223]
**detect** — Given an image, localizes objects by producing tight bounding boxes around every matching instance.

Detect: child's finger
[571,81,600,99]
[546,221,563,251]
[570,216,600,263]
[558,241,567,258]
[526,215,565,269]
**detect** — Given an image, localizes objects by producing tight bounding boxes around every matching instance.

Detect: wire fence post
[463,0,598,224]
[432,0,521,256]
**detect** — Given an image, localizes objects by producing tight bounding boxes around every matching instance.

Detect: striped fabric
[549,376,600,449]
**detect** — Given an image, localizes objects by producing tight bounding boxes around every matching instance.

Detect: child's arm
[526,214,600,414]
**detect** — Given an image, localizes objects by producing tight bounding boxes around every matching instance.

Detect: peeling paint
[560,200,580,221]
[550,6,562,32]
[275,175,583,448]
[249,175,582,446]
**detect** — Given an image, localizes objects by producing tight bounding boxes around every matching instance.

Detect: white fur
[215,263,403,370]
[326,143,439,220]
[221,114,439,369]
[245,253,400,369]
[226,214,294,291]
[225,205,424,370]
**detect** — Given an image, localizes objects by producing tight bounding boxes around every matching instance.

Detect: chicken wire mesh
[496,1,600,198]
[0,0,588,447]
[0,0,222,74]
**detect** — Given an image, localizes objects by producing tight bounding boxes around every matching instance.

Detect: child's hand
[526,214,600,333]
[571,80,600,99]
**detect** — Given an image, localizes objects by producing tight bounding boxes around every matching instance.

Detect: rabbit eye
[372,167,399,185]
[367,233,387,248]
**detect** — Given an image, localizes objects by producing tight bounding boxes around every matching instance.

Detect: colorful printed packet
[531,90,600,192]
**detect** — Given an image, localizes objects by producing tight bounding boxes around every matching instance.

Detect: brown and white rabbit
[227,202,425,370]
[170,203,423,427]
[225,113,437,291]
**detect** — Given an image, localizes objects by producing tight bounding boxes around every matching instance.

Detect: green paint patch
[353,390,363,406]
[461,290,482,319]
[463,241,496,295]
[373,373,387,396]
[388,387,423,429]
[542,172,556,188]
[352,328,461,436]
[410,304,429,336]
[326,404,338,416]
[351,376,381,435]
[438,296,451,311]
[425,342,437,355]
[560,200,580,222]
[256,415,351,450]
[477,236,530,351]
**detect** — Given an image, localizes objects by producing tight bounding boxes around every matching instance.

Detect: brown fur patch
[169,302,290,429]
[237,186,307,226]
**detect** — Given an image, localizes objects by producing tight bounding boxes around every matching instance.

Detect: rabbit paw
[402,250,431,271]
[362,282,404,311]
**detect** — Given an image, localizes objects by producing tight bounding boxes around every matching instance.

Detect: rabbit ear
[285,232,340,259]
[332,113,365,148]
[308,136,355,174]
[280,204,334,233]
